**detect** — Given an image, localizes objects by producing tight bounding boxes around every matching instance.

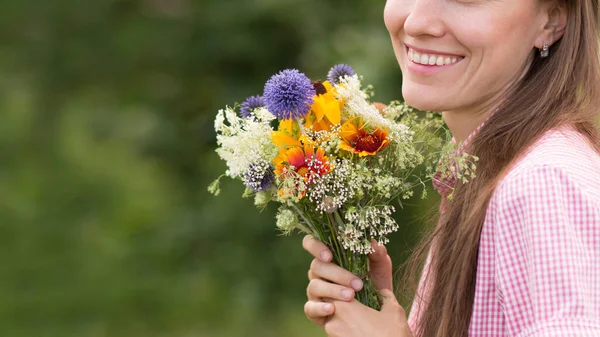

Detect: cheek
[383,0,405,35]
[454,5,538,60]
[458,15,535,77]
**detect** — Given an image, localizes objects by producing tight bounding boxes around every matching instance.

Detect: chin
[401,84,447,112]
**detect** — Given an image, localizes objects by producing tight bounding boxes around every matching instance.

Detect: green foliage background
[2,1,438,336]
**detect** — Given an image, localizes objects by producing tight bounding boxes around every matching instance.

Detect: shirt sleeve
[492,165,600,337]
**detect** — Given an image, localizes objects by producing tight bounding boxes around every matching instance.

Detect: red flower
[339,117,390,156]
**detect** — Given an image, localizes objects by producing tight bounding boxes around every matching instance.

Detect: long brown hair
[404,1,600,336]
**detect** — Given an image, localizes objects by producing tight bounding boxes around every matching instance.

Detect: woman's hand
[324,290,413,337]
[302,235,412,336]
[302,235,400,324]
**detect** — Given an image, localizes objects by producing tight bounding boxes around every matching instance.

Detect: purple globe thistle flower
[327,64,356,84]
[240,95,265,118]
[263,69,315,120]
[244,164,275,192]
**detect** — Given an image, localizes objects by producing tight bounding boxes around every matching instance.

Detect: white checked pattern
[409,126,600,336]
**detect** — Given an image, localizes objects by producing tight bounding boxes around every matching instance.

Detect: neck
[442,98,502,143]
[442,110,487,143]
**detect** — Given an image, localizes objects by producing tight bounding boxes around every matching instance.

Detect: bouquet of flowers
[209,64,447,310]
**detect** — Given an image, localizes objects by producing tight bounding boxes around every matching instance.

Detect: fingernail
[323,303,333,312]
[341,289,353,299]
[351,279,363,291]
[320,251,331,261]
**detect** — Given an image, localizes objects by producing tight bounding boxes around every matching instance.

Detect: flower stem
[291,203,318,237]
[331,211,382,310]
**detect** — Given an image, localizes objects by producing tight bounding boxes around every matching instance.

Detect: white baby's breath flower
[307,158,362,214]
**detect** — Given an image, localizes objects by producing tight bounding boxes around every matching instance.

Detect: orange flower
[339,117,390,157]
[273,143,332,200]
[274,143,332,183]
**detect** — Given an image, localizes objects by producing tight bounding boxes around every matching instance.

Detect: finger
[369,239,387,260]
[308,268,326,281]
[308,269,316,281]
[302,235,332,262]
[307,278,356,302]
[368,240,393,291]
[380,289,406,316]
[304,300,334,326]
[310,258,364,291]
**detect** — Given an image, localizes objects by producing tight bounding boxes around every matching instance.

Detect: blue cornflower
[240,95,265,118]
[327,64,356,84]
[244,164,275,192]
[263,69,315,120]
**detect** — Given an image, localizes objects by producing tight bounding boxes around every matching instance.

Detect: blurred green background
[1,1,438,336]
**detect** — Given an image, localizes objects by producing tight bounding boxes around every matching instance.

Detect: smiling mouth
[406,47,464,66]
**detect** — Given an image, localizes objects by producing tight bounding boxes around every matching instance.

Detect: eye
[453,0,481,4]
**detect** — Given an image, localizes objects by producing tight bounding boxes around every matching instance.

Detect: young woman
[302,0,600,336]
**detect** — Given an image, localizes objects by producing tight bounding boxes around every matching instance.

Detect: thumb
[369,240,393,291]
[380,289,405,315]
[380,289,398,308]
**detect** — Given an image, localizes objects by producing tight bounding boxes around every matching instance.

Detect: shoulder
[492,127,600,208]
[487,127,600,234]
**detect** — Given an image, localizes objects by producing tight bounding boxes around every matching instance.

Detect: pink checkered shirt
[408,126,600,336]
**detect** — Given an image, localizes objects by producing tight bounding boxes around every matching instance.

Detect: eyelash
[452,0,480,4]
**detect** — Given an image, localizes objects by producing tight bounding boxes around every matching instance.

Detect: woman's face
[384,0,549,112]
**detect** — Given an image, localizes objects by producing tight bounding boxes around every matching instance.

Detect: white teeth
[407,48,461,66]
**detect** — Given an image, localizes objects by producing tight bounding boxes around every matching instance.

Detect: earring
[540,43,549,58]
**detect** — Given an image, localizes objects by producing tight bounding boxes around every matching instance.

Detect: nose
[404,0,445,38]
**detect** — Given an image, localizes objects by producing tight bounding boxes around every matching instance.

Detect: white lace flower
[215,106,278,179]
[276,207,298,234]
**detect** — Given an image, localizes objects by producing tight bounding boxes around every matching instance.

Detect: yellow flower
[305,81,342,132]
[272,130,302,149]
[278,119,296,135]
[339,117,390,157]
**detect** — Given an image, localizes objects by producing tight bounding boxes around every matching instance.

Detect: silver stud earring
[540,43,549,58]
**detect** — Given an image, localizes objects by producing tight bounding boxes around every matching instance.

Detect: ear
[534,1,568,49]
